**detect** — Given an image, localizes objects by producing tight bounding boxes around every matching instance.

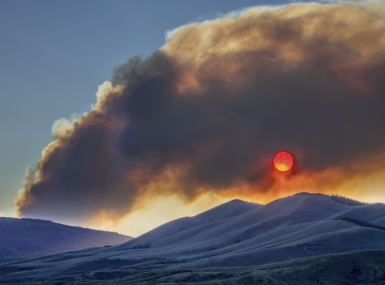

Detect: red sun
[273,151,294,172]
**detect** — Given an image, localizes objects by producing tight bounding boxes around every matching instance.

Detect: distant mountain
[0,218,132,263]
[1,193,384,284]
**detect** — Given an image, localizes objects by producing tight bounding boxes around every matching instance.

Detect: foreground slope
[6,250,385,285]
[1,193,385,284]
[0,218,132,263]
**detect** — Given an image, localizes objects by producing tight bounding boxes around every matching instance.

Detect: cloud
[14,1,385,225]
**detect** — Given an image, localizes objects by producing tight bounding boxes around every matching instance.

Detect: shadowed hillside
[0,218,132,264]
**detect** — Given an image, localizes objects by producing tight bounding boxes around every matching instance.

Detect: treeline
[340,216,385,231]
[247,201,262,206]
[329,194,368,206]
[17,218,128,236]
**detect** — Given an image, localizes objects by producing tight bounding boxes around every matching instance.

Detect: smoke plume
[15,2,385,224]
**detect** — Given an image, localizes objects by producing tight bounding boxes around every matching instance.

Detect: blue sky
[0,0,311,218]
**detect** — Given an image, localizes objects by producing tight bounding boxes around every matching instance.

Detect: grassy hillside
[0,218,132,263]
[0,193,384,284]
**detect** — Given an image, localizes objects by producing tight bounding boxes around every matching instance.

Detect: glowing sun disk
[273,151,294,172]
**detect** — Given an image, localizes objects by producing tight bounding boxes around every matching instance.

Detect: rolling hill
[0,218,132,264]
[1,192,384,284]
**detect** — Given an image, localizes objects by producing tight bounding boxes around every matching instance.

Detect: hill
[0,193,384,284]
[0,218,132,264]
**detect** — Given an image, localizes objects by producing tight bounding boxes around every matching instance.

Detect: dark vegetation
[48,254,94,263]
[245,201,262,206]
[329,194,368,206]
[340,216,385,231]
[132,243,151,249]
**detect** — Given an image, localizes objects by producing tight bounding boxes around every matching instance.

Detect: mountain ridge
[119,199,259,248]
[112,192,385,265]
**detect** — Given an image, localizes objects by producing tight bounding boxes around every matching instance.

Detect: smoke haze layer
[15,2,385,223]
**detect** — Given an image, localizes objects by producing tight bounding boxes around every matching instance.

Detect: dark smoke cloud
[15,2,385,223]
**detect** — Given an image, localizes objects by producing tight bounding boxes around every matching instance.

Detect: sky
[1,0,385,236]
[0,0,286,218]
